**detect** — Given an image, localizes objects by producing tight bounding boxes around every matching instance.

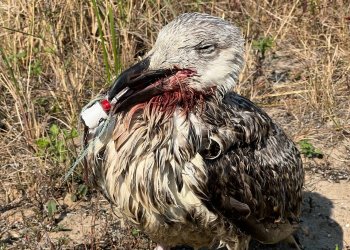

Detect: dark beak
[107,57,177,112]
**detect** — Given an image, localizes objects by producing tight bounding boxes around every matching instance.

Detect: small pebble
[346,224,350,228]
[327,234,331,238]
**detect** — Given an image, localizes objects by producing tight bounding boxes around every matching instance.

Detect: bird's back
[195,92,304,244]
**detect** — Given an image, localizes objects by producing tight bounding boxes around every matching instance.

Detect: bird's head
[109,13,244,112]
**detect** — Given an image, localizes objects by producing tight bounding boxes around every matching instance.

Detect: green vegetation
[252,37,274,58]
[71,184,89,201]
[91,0,122,82]
[131,228,141,236]
[36,124,78,163]
[46,199,58,217]
[298,139,324,159]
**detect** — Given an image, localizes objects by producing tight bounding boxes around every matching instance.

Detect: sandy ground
[300,174,350,249]
[253,172,350,250]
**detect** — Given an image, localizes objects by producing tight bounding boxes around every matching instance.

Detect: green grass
[91,0,122,82]
[108,5,122,75]
[0,46,20,92]
[252,37,274,59]
[91,0,111,82]
[46,199,58,217]
[36,124,79,164]
[298,139,324,159]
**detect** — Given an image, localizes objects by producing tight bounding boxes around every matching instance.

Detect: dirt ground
[2,172,349,249]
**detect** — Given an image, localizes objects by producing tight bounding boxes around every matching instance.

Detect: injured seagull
[81,12,304,250]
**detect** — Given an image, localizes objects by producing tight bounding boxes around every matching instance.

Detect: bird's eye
[196,44,216,54]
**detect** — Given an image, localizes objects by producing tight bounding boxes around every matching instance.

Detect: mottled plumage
[83,13,304,250]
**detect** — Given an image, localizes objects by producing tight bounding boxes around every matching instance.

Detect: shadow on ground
[171,191,344,250]
[251,191,343,250]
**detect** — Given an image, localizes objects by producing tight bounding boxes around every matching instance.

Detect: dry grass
[1,0,350,249]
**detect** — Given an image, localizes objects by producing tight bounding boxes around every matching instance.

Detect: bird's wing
[192,92,304,243]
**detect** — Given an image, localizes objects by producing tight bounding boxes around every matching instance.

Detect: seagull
[81,13,304,250]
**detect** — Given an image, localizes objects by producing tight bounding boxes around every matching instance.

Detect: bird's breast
[87,102,215,229]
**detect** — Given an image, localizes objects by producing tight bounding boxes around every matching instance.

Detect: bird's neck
[125,86,216,122]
